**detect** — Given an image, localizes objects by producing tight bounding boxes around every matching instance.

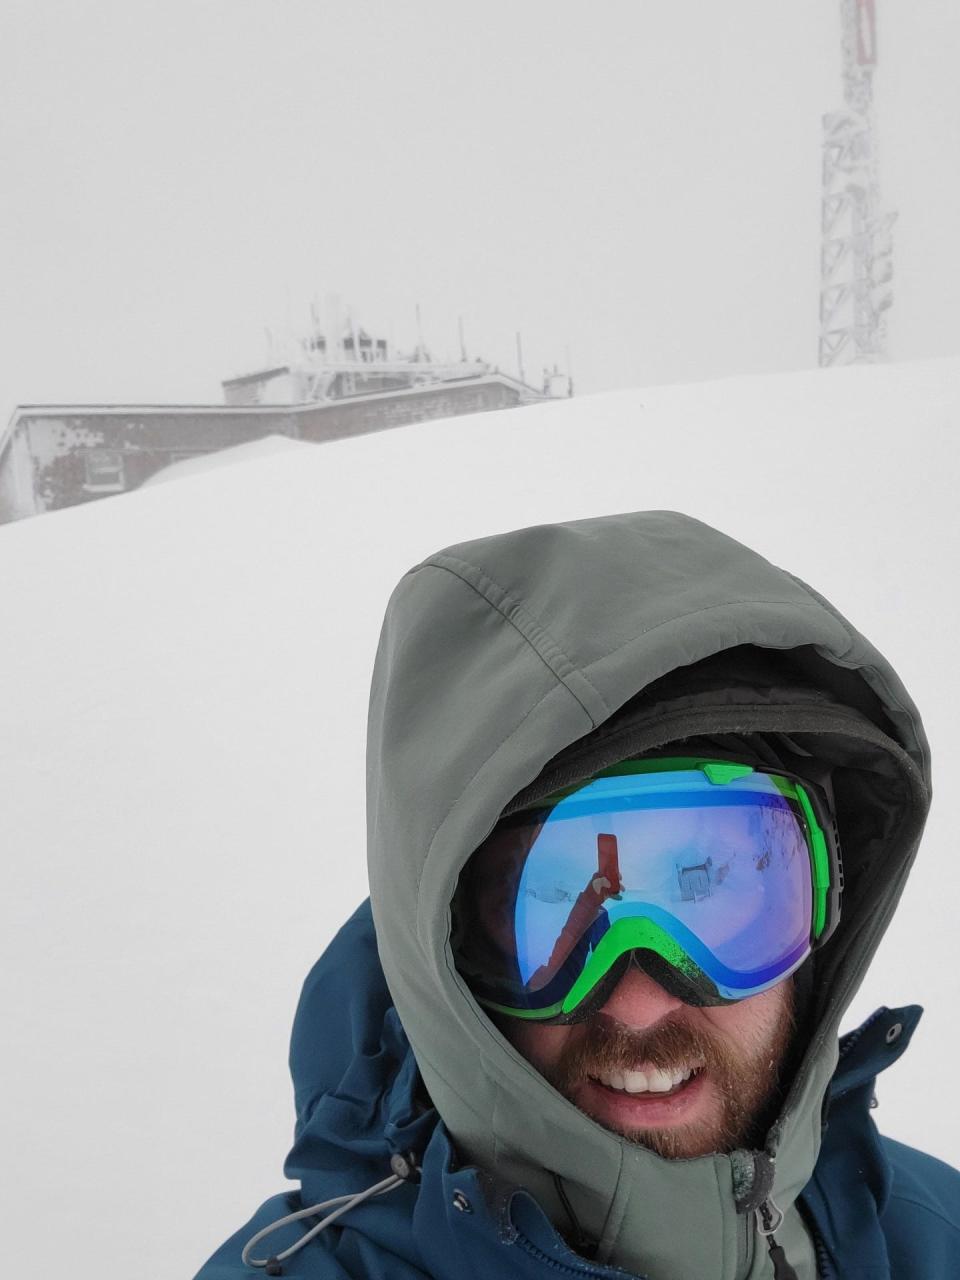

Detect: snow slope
[2,358,958,1279]
[140,432,306,486]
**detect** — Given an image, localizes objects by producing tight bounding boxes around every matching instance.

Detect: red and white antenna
[818,0,896,367]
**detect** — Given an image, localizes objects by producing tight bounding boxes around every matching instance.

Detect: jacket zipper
[754,1196,800,1280]
[836,1005,888,1065]
[809,1217,834,1280]
[736,1192,756,1276]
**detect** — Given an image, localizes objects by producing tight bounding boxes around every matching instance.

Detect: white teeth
[595,1062,703,1094]
[621,1070,648,1093]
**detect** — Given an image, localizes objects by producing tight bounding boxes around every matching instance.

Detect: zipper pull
[755,1197,799,1280]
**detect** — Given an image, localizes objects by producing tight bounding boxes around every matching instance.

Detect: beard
[541,983,798,1159]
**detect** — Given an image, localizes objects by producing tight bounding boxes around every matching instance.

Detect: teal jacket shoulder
[800,1003,960,1278]
[881,1137,960,1278]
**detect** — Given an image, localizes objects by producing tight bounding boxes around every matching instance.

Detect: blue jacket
[194,900,960,1280]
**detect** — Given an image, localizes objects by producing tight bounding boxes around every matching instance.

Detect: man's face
[491,962,796,1159]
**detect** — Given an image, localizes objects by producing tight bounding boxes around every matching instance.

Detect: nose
[598,953,685,1028]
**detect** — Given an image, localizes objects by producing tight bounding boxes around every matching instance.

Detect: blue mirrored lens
[455,766,813,1010]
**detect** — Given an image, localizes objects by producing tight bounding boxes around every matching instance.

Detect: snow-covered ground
[2,358,958,1279]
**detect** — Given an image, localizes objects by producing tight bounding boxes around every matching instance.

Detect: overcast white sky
[2,0,959,427]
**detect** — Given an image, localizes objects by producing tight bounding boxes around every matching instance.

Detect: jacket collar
[799,1003,923,1280]
[828,1003,923,1102]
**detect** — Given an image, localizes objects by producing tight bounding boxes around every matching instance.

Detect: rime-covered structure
[0,305,571,524]
[819,0,896,366]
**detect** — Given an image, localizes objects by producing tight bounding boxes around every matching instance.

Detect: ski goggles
[451,756,841,1023]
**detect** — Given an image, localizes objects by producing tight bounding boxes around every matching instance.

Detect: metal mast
[818,0,896,366]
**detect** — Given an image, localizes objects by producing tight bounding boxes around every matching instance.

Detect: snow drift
[1,357,957,1278]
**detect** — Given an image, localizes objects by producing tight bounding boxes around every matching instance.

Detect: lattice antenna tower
[818,0,896,366]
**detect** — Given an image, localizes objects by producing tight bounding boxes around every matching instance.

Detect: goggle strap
[794,782,831,938]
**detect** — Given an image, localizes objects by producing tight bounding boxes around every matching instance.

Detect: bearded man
[195,510,960,1280]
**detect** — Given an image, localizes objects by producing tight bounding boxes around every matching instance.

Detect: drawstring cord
[551,1172,599,1260]
[242,1150,798,1277]
[240,1151,421,1275]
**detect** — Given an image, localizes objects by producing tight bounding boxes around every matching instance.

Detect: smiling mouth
[586,1061,706,1100]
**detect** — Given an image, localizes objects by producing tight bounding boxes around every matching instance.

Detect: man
[194,510,959,1279]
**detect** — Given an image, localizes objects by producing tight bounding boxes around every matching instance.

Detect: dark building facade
[0,373,545,524]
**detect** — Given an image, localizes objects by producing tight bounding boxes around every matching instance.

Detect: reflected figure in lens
[527,833,623,991]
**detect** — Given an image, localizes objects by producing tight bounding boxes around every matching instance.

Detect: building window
[83,449,126,492]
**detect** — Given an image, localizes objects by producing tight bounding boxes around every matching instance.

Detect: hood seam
[430,552,847,696]
[578,596,845,675]
[423,554,609,724]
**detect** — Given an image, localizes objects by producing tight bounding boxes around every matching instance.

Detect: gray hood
[366,510,930,1280]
